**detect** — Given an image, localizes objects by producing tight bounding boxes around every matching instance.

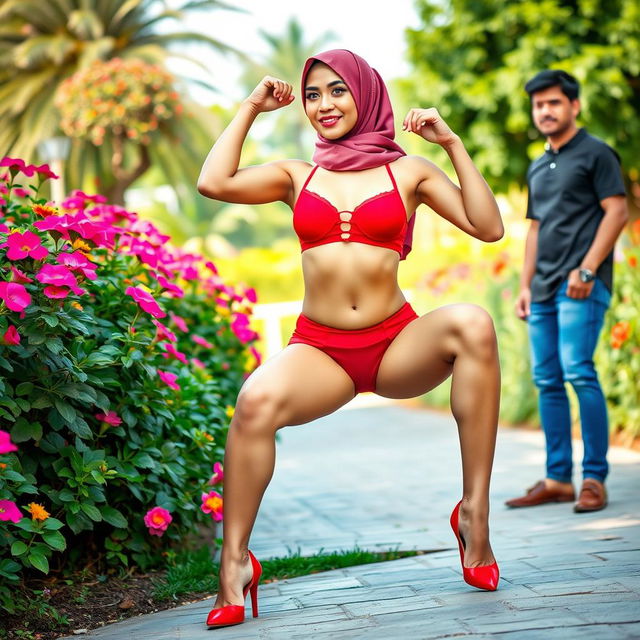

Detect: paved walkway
[62,403,640,639]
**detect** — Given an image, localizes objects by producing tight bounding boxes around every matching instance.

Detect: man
[506,70,628,512]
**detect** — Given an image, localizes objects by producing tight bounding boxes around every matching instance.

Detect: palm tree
[0,0,241,201]
[240,17,336,159]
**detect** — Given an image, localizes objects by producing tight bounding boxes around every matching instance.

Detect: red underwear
[288,302,418,393]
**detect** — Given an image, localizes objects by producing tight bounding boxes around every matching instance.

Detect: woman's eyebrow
[305,80,346,91]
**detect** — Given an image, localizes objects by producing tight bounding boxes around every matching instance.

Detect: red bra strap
[301,165,320,192]
[385,163,400,194]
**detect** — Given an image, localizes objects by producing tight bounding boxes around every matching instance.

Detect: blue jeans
[527,277,611,484]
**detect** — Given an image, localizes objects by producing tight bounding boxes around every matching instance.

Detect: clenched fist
[244,76,295,113]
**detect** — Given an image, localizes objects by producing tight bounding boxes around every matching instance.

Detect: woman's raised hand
[402,107,459,148]
[244,76,295,113]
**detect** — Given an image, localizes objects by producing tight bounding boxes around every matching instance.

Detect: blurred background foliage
[0,0,638,436]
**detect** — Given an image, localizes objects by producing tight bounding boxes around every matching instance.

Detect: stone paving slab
[61,404,640,639]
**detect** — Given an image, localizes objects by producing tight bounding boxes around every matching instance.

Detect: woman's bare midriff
[300,242,407,329]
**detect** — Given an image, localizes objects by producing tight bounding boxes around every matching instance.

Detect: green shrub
[0,157,260,613]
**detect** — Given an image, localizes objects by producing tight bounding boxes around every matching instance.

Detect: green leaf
[10,418,42,443]
[10,541,28,557]
[67,417,92,439]
[58,488,75,502]
[2,470,26,482]
[42,531,67,551]
[16,382,34,396]
[31,394,53,409]
[28,552,49,574]
[132,452,155,468]
[42,314,59,327]
[100,505,128,528]
[80,503,102,522]
[54,398,77,423]
[42,517,65,530]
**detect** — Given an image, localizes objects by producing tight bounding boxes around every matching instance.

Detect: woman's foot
[212,550,256,609]
[456,499,495,568]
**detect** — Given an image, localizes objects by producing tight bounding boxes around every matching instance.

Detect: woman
[198,49,504,628]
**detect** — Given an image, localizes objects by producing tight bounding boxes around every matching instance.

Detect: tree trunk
[105,135,151,205]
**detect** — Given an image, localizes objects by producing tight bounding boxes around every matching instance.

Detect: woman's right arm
[197,77,295,205]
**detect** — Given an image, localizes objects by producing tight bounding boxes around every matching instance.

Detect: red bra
[293,164,408,255]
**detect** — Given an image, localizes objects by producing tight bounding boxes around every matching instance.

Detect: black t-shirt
[526,128,626,302]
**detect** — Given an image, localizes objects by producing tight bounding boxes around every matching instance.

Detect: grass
[152,546,421,602]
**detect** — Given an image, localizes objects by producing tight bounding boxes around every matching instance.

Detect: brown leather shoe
[574,478,608,512]
[505,480,575,508]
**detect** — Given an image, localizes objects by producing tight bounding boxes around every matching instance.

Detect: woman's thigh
[374,303,496,399]
[239,343,356,427]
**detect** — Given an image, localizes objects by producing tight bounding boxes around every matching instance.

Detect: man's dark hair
[524,70,580,101]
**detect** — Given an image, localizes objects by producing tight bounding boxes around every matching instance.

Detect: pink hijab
[301,49,415,260]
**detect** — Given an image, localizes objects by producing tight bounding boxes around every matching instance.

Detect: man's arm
[515,219,539,319]
[566,195,629,299]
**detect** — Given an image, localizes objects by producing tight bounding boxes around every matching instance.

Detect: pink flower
[200,490,223,521]
[43,285,71,299]
[231,313,258,344]
[156,275,184,298]
[57,251,97,280]
[34,163,59,180]
[0,223,8,233]
[162,343,189,365]
[193,335,213,349]
[192,357,206,369]
[125,286,166,319]
[0,430,18,453]
[96,411,122,426]
[244,287,257,303]
[5,231,48,260]
[2,325,20,345]
[143,506,172,537]
[0,281,31,312]
[10,266,33,283]
[13,187,30,198]
[0,499,22,523]
[208,462,224,486]
[157,369,180,390]
[36,264,84,294]
[249,346,262,368]
[170,313,188,332]
[0,157,34,177]
[205,261,218,274]
[152,319,177,343]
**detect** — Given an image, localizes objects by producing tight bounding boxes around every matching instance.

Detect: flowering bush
[597,225,640,439]
[0,158,259,612]
[55,58,182,146]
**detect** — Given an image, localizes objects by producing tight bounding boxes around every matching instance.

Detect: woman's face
[304,62,358,140]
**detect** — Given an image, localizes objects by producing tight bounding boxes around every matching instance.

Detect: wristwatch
[578,268,595,283]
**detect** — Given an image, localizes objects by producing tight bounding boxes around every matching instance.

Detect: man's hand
[566,268,595,299]
[515,287,532,320]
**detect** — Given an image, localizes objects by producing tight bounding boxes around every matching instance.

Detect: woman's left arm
[403,107,504,242]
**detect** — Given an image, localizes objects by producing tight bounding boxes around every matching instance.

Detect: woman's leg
[375,303,500,568]
[214,343,355,609]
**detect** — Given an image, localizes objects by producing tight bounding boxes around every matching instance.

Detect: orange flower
[611,321,631,349]
[27,502,50,521]
[629,255,638,268]
[70,301,83,310]
[0,462,7,469]
[32,204,58,218]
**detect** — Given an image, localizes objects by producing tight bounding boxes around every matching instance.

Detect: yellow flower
[70,301,84,311]
[72,238,92,253]
[27,502,50,521]
[225,406,235,419]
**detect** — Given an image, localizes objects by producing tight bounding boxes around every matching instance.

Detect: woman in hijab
[198,49,504,628]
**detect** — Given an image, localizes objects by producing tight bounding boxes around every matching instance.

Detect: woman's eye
[306,92,318,100]
[332,87,346,95]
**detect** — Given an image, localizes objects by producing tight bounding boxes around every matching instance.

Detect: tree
[402,0,640,213]
[240,17,336,159]
[0,0,240,199]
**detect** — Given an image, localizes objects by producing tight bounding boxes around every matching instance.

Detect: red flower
[2,325,20,345]
[611,321,631,349]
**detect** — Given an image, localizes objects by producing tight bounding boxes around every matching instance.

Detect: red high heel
[206,550,262,628]
[450,500,499,591]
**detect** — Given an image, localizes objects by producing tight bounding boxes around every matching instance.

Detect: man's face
[531,85,580,137]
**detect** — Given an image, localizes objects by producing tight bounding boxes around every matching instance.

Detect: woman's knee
[232,384,284,436]
[451,304,498,358]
